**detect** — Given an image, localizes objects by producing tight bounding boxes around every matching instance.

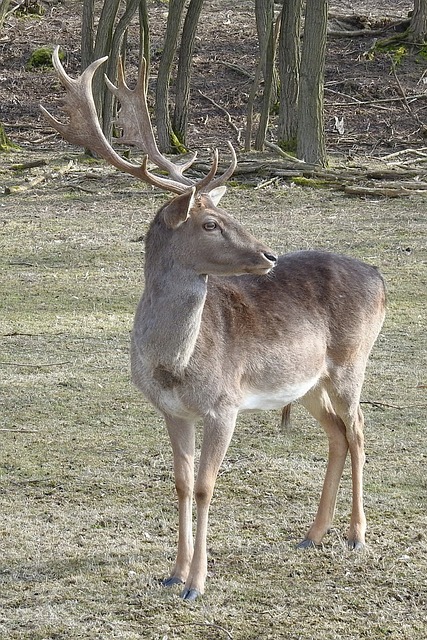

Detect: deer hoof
[181,587,201,601]
[163,576,184,588]
[296,538,318,549]
[347,539,365,551]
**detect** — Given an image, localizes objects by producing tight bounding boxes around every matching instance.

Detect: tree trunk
[277,0,302,151]
[102,0,141,139]
[80,0,149,144]
[254,0,278,103]
[408,0,427,42]
[155,0,187,153]
[0,0,11,31]
[173,0,205,146]
[255,13,278,150]
[139,0,150,78]
[296,0,328,166]
[81,0,95,71]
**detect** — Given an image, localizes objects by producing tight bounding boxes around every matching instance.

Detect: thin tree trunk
[139,0,150,79]
[81,0,95,71]
[173,0,204,145]
[255,14,278,150]
[277,0,302,151]
[296,0,328,166]
[254,0,278,102]
[408,0,427,42]
[155,0,187,153]
[102,0,141,139]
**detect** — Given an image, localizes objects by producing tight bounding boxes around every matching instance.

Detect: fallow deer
[41,48,386,600]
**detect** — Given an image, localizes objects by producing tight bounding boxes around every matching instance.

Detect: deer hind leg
[163,416,196,588]
[298,387,349,548]
[180,410,238,601]
[326,364,368,550]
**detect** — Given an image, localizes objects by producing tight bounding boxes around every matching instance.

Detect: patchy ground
[0,0,425,158]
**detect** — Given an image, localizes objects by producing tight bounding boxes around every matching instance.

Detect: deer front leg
[163,416,195,588]
[181,410,238,601]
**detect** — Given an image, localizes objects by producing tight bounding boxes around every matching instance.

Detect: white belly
[239,375,320,412]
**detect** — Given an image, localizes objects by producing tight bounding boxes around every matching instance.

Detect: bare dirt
[0,0,424,158]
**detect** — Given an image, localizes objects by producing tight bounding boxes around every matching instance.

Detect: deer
[41,47,386,601]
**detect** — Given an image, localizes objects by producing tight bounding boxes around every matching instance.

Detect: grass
[1,151,426,639]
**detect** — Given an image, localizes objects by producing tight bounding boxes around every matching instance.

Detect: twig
[380,147,427,161]
[326,94,427,107]
[255,176,281,190]
[390,57,426,130]
[0,361,70,367]
[264,140,307,164]
[220,61,254,80]
[325,87,361,103]
[173,622,233,639]
[0,428,37,433]
[198,90,241,144]
[360,400,425,410]
[10,159,47,171]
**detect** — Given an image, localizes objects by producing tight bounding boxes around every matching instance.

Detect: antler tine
[195,148,219,192]
[40,47,189,194]
[106,56,195,187]
[200,141,237,192]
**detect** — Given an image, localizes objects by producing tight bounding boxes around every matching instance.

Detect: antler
[40,47,237,195]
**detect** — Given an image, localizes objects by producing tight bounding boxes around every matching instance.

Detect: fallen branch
[220,61,254,80]
[173,622,233,640]
[343,185,412,197]
[10,159,47,171]
[0,428,37,433]
[381,148,427,161]
[255,176,281,190]
[326,93,427,107]
[4,174,46,194]
[361,400,426,410]
[327,17,409,38]
[264,140,307,164]
[0,360,70,367]
[390,57,426,132]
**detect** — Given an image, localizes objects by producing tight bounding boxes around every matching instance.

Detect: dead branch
[220,61,254,80]
[0,428,37,433]
[4,174,46,194]
[390,58,426,132]
[361,400,426,410]
[198,90,241,144]
[173,623,233,640]
[264,140,307,164]
[381,148,427,161]
[326,94,427,107]
[343,185,412,197]
[10,159,47,170]
[0,360,70,367]
[327,16,409,38]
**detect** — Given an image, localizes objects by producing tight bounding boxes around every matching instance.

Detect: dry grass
[1,151,426,639]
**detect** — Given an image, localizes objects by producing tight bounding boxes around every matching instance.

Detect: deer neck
[134,246,208,375]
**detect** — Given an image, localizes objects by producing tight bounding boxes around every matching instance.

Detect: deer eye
[203,221,217,231]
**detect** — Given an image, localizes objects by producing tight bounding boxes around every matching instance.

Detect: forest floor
[1,0,426,160]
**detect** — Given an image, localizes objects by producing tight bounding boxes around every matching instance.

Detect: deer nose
[263,251,278,264]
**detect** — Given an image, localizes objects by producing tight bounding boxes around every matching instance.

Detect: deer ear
[208,186,227,206]
[162,187,196,229]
